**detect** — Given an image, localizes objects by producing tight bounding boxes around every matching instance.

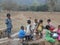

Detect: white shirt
[32,23,37,30]
[25,24,31,35]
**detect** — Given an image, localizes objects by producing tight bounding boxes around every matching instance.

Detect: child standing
[32,19,38,32]
[5,13,13,38]
[47,19,55,32]
[37,19,44,38]
[25,20,32,40]
[32,19,38,40]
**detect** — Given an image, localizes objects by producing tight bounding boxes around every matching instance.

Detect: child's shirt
[18,29,25,38]
[5,18,12,29]
[57,29,60,34]
[45,30,51,38]
[25,24,32,35]
[37,23,43,32]
[48,22,55,32]
[32,23,38,32]
[45,29,55,43]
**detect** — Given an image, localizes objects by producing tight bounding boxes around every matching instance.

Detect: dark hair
[21,26,24,30]
[39,19,43,23]
[38,19,43,27]
[7,13,11,17]
[47,19,51,22]
[27,20,31,24]
[45,25,50,30]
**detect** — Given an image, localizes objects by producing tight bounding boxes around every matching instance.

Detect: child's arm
[5,19,9,24]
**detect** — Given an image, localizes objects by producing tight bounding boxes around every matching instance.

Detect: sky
[13,0,46,5]
[0,0,60,6]
[0,0,60,5]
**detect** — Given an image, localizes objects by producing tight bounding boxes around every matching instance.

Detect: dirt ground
[0,11,60,34]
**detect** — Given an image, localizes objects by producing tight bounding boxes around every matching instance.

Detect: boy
[25,20,32,40]
[18,26,26,45]
[32,19,38,32]
[5,13,13,38]
[18,26,25,39]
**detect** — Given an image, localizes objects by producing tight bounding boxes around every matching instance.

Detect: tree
[47,0,57,12]
[1,0,18,11]
[0,0,3,12]
[31,0,40,11]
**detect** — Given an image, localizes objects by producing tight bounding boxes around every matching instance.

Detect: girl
[57,25,60,41]
[32,19,38,40]
[45,25,55,44]
[25,20,32,40]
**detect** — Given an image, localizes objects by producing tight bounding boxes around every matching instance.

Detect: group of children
[18,17,60,44]
[5,13,60,44]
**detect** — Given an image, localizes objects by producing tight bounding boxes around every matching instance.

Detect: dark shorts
[6,28,11,33]
[25,35,33,40]
[5,28,12,37]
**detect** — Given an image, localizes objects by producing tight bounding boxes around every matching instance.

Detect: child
[45,25,55,44]
[25,20,32,40]
[57,25,60,41]
[47,19,55,32]
[18,26,26,45]
[32,19,38,32]
[18,26,25,39]
[27,17,32,22]
[5,13,13,38]
[32,19,38,40]
[37,19,44,38]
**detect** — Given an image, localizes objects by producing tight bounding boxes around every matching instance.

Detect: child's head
[27,20,31,24]
[45,25,50,30]
[21,26,24,30]
[58,25,60,30]
[39,19,43,24]
[34,19,38,23]
[47,19,51,23]
[7,13,11,18]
